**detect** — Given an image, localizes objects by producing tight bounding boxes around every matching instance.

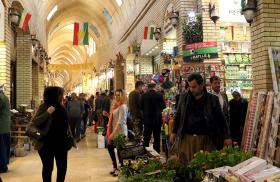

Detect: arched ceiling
[36,0,132,89]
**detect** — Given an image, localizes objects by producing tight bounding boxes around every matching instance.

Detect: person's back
[0,92,10,134]
[68,99,83,118]
[128,90,141,117]
[141,89,165,125]
[95,96,103,110]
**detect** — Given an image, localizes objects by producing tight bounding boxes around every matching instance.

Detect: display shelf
[223,52,251,54]
[226,78,252,81]
[226,64,252,66]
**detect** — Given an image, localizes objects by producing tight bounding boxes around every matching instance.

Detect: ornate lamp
[169,11,179,27]
[154,28,161,41]
[242,0,257,25]
[209,3,219,24]
[9,8,20,26]
[31,34,38,48]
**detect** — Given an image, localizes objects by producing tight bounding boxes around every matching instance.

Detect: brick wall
[16,32,32,107]
[32,62,39,108]
[38,68,44,103]
[250,0,280,89]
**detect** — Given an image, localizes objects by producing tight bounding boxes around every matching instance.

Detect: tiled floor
[1,129,118,182]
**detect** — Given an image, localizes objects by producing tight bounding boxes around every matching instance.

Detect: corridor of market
[1,0,280,181]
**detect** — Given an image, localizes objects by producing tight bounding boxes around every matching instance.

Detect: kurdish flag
[73,22,89,45]
[144,26,155,40]
[19,10,31,31]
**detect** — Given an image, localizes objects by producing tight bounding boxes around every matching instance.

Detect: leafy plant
[182,15,203,44]
[113,134,127,150]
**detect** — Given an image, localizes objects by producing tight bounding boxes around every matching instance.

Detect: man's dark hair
[187,73,204,85]
[210,76,220,84]
[135,81,144,89]
[147,83,156,89]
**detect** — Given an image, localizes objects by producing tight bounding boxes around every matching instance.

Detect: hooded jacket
[32,87,69,150]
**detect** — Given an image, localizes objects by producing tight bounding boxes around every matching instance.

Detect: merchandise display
[180,63,225,91]
[224,53,252,99]
[242,91,280,165]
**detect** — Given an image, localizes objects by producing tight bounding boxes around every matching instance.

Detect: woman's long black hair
[43,86,64,107]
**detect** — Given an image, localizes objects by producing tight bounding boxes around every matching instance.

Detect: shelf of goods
[135,74,153,84]
[224,53,252,100]
[180,63,225,91]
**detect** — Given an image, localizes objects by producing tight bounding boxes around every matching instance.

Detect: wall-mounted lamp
[242,0,257,26]
[209,3,219,24]
[169,11,179,27]
[9,7,20,26]
[154,28,161,41]
[31,34,38,47]
[40,49,46,59]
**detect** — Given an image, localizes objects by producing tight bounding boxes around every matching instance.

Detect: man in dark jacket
[170,73,231,163]
[141,83,166,153]
[128,81,144,142]
[0,85,11,173]
[229,91,248,146]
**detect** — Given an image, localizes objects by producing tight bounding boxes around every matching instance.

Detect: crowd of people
[0,73,249,181]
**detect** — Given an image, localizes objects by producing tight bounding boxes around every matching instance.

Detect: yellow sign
[47,63,92,70]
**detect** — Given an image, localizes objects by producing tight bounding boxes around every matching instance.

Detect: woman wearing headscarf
[106,89,128,177]
[32,86,71,182]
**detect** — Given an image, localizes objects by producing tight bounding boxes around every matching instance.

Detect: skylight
[115,0,123,7]
[47,5,58,21]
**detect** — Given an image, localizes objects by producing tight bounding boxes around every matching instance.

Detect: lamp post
[242,0,257,26]
[9,7,20,26]
[169,11,179,27]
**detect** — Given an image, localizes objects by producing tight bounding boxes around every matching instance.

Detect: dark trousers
[143,124,161,153]
[0,133,10,172]
[82,114,88,135]
[38,145,68,182]
[132,116,143,141]
[69,117,82,140]
[107,143,122,169]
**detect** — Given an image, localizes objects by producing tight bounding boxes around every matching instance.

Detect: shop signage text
[219,0,246,23]
[182,42,219,62]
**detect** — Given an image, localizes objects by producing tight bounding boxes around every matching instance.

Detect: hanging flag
[144,26,155,40]
[19,10,31,31]
[89,24,100,38]
[73,22,89,45]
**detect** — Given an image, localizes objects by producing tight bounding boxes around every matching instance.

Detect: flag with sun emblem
[73,22,89,45]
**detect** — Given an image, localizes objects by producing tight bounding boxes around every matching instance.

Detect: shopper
[229,91,248,146]
[95,91,104,127]
[87,95,95,126]
[128,81,144,142]
[67,92,84,142]
[32,86,70,182]
[0,84,11,173]
[210,76,229,123]
[170,73,232,163]
[102,92,111,135]
[81,93,91,138]
[106,89,128,177]
[175,80,187,110]
[140,82,166,153]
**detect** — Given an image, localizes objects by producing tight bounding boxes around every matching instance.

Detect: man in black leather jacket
[170,73,232,163]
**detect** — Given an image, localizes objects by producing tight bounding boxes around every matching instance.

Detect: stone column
[250,0,280,89]
[16,32,32,107]
[32,62,39,109]
[38,67,45,103]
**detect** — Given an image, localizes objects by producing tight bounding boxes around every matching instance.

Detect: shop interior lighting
[115,0,123,7]
[146,53,149,56]
[155,46,159,49]
[188,11,196,18]
[47,5,58,21]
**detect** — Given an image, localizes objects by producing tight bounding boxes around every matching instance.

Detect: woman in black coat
[32,86,70,182]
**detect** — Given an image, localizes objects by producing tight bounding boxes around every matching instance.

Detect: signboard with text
[219,0,246,23]
[182,42,219,62]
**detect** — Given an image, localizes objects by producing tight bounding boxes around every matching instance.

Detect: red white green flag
[19,10,31,31]
[144,26,155,40]
[73,22,89,45]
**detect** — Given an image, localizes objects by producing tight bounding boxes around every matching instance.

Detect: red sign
[182,42,217,50]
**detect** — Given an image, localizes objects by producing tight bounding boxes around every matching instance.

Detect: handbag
[26,118,52,141]
[118,143,145,159]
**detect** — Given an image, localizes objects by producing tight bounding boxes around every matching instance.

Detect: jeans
[82,114,88,135]
[0,133,11,173]
[107,143,122,169]
[38,145,68,182]
[143,124,161,153]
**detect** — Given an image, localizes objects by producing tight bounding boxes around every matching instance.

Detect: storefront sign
[219,0,246,23]
[163,3,176,37]
[182,42,219,62]
[47,63,92,70]
[0,1,4,41]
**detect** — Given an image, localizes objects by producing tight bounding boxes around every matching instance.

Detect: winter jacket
[0,93,11,134]
[128,90,142,119]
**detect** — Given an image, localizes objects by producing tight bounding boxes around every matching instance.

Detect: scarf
[106,101,123,144]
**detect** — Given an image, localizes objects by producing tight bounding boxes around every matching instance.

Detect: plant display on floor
[113,134,127,150]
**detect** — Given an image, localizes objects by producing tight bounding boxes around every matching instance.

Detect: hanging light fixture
[154,28,161,41]
[31,34,38,47]
[242,0,257,25]
[9,7,20,26]
[169,11,179,27]
[209,3,219,24]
